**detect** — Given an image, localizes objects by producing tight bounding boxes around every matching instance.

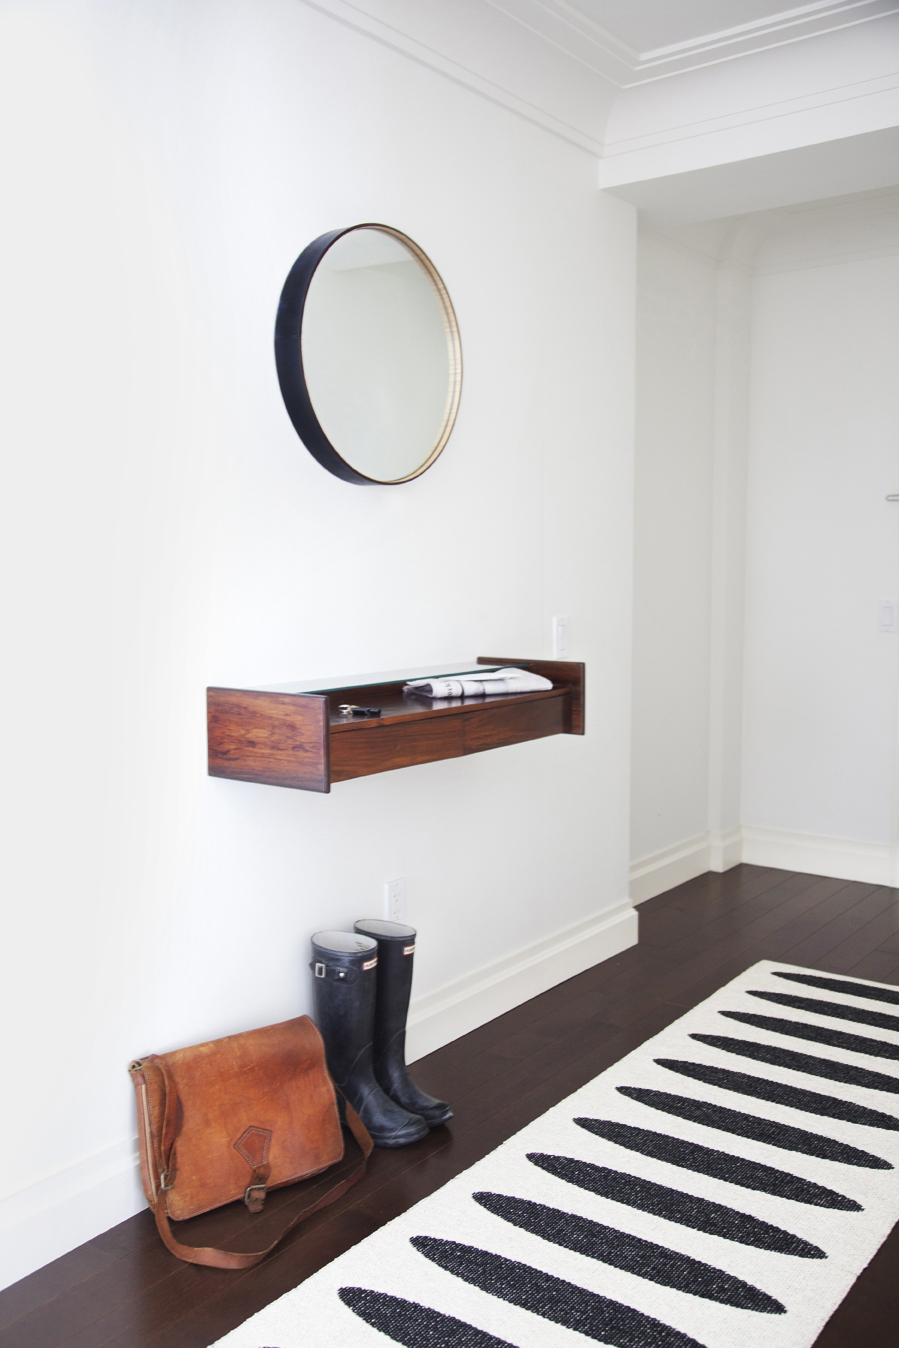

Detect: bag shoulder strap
[149,1092,372,1270]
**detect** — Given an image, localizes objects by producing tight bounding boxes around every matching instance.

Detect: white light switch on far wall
[552,615,569,659]
[385,877,406,922]
[878,600,899,633]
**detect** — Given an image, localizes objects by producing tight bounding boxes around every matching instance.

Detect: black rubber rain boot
[310,930,428,1148]
[354,919,453,1129]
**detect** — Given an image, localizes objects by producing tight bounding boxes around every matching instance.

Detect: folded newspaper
[404,667,553,699]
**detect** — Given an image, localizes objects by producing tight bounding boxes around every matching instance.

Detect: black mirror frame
[274,223,462,486]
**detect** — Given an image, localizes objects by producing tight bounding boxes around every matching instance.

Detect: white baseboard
[630,824,899,906]
[629,828,743,905]
[630,833,710,905]
[0,901,637,1292]
[0,1136,145,1293]
[406,899,638,1062]
[741,825,899,887]
[709,826,743,873]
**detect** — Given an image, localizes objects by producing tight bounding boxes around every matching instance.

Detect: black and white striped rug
[211,960,899,1348]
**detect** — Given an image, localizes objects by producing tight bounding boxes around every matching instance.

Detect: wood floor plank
[639,868,829,951]
[751,882,882,960]
[775,884,895,966]
[638,865,786,919]
[0,1242,124,1336]
[845,949,899,983]
[655,873,852,961]
[809,894,899,971]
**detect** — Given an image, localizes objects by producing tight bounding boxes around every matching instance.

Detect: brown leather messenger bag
[129,1015,372,1269]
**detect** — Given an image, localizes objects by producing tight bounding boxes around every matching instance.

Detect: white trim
[406,900,638,1062]
[638,0,891,62]
[630,834,711,905]
[630,825,899,906]
[742,825,899,886]
[630,829,744,905]
[709,826,744,873]
[0,1137,145,1293]
[482,0,899,86]
[628,2,899,83]
[484,0,638,80]
[598,73,899,180]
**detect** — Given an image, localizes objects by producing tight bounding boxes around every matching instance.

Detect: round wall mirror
[274,224,462,484]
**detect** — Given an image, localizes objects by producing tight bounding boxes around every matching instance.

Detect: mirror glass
[298,227,460,483]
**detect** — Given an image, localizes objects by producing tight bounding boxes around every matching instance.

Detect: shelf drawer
[462,693,567,754]
[330,714,465,782]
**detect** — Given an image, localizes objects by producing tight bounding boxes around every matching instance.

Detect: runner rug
[210,960,899,1348]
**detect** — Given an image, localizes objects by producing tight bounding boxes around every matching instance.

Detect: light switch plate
[878,599,898,633]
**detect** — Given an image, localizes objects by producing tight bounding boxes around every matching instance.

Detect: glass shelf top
[252,660,502,696]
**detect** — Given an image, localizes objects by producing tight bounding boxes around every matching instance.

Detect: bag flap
[155,1016,344,1221]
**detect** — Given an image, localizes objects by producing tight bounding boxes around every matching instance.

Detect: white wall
[742,244,899,880]
[630,192,899,900]
[630,237,716,867]
[630,224,750,901]
[0,0,638,1289]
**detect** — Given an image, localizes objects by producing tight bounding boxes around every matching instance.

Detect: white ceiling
[561,0,813,57]
[605,125,899,224]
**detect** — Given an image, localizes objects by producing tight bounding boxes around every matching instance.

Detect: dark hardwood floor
[4,863,899,1347]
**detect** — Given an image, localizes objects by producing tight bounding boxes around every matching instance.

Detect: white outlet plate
[552,614,569,659]
[878,599,898,633]
[385,877,406,922]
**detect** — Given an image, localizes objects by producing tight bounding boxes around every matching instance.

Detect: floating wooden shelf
[207,657,584,792]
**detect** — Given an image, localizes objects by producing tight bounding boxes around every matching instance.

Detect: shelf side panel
[207,688,330,792]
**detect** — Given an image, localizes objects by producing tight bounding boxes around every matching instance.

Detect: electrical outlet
[878,600,899,633]
[552,614,569,659]
[385,877,406,922]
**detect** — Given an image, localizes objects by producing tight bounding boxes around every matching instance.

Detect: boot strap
[310,960,360,985]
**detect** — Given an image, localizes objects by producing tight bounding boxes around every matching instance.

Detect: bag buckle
[244,1180,267,1213]
[314,962,326,978]
[160,1169,175,1191]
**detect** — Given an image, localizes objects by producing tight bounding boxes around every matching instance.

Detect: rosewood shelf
[207,657,584,792]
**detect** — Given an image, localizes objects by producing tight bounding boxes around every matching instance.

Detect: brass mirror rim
[275,223,462,486]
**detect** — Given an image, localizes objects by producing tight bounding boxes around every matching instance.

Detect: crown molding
[489,0,899,87]
[600,71,899,167]
[483,0,637,82]
[629,0,899,83]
